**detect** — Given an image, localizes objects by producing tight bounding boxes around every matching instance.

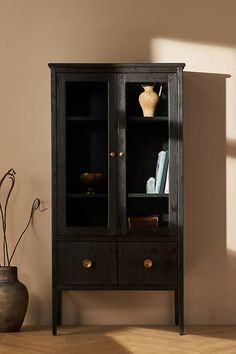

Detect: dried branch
[0,169,46,267]
[9,198,46,265]
[0,169,16,266]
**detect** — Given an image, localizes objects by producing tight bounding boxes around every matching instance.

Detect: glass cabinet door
[117,73,178,235]
[57,74,117,235]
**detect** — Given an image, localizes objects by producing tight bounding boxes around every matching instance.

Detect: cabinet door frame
[56,73,117,235]
[117,72,178,235]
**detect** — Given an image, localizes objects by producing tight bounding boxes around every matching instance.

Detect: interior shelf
[128,193,169,198]
[67,116,107,122]
[67,193,108,198]
[126,227,175,236]
[127,116,168,122]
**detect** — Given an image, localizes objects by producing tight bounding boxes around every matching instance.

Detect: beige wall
[0,0,236,325]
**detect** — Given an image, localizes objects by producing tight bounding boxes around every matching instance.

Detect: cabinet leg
[52,288,58,335]
[178,287,184,335]
[57,290,62,326]
[52,324,57,336]
[174,290,179,326]
[179,313,184,335]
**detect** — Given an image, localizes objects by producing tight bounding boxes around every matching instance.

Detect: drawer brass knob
[110,152,116,157]
[143,259,153,269]
[119,152,125,158]
[83,259,93,269]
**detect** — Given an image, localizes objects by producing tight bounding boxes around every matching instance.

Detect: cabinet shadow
[183,71,236,326]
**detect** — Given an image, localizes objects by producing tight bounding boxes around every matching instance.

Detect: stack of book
[128,215,158,229]
[155,150,169,194]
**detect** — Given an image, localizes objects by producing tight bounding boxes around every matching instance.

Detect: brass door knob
[143,259,153,269]
[119,152,125,158]
[82,259,93,269]
[110,152,116,157]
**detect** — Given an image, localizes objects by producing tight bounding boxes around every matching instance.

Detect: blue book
[164,164,169,194]
[160,153,169,193]
[155,151,167,193]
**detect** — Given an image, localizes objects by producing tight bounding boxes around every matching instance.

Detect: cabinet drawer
[58,242,117,285]
[118,242,177,285]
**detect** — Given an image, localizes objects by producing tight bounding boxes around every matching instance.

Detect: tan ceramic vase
[0,267,28,332]
[139,85,160,117]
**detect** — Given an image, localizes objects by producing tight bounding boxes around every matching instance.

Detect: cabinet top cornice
[48,63,185,73]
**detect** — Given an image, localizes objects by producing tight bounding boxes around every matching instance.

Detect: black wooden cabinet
[49,63,185,335]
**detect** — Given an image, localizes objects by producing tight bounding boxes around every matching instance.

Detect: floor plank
[0,326,236,354]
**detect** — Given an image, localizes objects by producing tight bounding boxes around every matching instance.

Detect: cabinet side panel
[177,67,184,333]
[51,67,58,333]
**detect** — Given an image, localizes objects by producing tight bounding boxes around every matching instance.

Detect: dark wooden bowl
[79,173,103,193]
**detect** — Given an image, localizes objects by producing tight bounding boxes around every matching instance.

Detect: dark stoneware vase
[0,266,28,332]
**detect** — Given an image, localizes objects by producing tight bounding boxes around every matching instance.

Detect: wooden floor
[0,326,236,354]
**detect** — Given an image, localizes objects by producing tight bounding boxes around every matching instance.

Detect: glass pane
[126,81,169,232]
[65,82,108,227]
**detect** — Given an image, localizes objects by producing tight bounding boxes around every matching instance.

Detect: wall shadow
[183,71,233,325]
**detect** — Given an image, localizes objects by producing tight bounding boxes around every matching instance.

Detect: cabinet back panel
[127,123,168,193]
[66,197,108,227]
[127,197,169,228]
[66,122,108,194]
[66,82,108,117]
